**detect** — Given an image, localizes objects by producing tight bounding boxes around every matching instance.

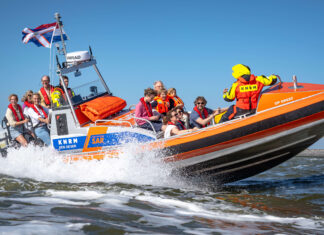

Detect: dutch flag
[22,22,68,48]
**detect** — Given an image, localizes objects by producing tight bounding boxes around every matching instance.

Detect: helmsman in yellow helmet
[219,64,277,123]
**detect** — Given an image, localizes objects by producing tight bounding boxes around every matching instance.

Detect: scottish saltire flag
[22,22,68,48]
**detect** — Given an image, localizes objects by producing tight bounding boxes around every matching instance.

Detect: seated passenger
[135,88,162,132]
[168,88,184,109]
[220,64,277,123]
[155,89,170,116]
[21,90,34,111]
[5,94,30,147]
[21,90,37,139]
[27,93,51,146]
[39,75,54,109]
[163,109,193,138]
[153,80,165,94]
[174,107,190,130]
[189,96,220,128]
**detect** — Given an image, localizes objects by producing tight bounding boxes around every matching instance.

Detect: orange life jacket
[40,86,54,106]
[235,74,264,110]
[156,97,170,114]
[169,95,184,107]
[8,104,25,121]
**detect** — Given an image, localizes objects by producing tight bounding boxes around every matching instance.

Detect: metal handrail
[94,119,133,127]
[132,116,157,135]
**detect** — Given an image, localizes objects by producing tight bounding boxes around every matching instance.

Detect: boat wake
[0,144,184,187]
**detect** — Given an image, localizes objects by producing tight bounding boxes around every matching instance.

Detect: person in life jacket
[219,64,278,123]
[153,80,165,94]
[27,93,51,146]
[167,88,184,110]
[21,90,34,111]
[39,75,54,108]
[163,109,194,138]
[5,94,30,146]
[154,89,170,116]
[135,88,162,132]
[51,76,75,108]
[189,96,221,129]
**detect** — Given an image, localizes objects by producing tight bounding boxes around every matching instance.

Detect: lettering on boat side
[87,132,155,148]
[52,136,87,151]
[90,135,105,145]
[274,96,293,106]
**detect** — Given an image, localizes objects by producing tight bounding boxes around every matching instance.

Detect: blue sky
[1,0,324,148]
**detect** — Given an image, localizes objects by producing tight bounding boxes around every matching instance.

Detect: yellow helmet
[232,64,251,79]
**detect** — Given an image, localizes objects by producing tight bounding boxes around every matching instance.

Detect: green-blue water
[0,146,323,234]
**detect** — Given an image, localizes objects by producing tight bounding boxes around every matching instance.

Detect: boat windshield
[52,65,109,109]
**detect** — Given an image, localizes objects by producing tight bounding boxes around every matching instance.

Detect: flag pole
[49,26,56,80]
[54,12,67,59]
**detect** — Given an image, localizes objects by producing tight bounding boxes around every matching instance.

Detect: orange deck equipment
[80,96,127,122]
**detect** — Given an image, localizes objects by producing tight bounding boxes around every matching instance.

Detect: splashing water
[0,144,184,187]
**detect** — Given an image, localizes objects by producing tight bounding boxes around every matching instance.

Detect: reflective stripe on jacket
[155,97,170,114]
[223,74,277,110]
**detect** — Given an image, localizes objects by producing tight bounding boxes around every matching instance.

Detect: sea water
[0,145,323,234]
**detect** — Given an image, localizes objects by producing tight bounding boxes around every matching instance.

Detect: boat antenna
[54,13,67,59]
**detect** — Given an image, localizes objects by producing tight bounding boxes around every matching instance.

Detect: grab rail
[132,116,157,135]
[94,119,133,127]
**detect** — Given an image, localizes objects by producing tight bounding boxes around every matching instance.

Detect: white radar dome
[66,51,91,65]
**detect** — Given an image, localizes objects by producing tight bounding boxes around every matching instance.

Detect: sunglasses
[197,102,205,105]
[177,110,183,114]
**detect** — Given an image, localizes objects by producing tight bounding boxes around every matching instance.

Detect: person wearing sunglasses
[174,107,190,130]
[21,90,34,111]
[163,109,193,138]
[189,96,221,129]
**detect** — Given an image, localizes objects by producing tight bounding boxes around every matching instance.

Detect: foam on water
[0,144,182,187]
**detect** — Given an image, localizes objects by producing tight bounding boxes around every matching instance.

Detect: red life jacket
[168,121,176,125]
[193,106,210,127]
[169,95,184,107]
[235,74,264,110]
[8,104,25,121]
[156,97,170,114]
[40,86,54,106]
[24,101,33,108]
[140,97,153,117]
[31,104,48,119]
